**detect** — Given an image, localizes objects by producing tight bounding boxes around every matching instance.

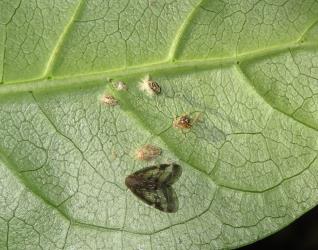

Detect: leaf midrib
[0,41,316,95]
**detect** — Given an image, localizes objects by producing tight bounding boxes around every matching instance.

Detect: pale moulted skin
[135,144,162,161]
[101,94,118,106]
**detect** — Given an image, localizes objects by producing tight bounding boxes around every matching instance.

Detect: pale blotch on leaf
[115,81,128,91]
[138,75,161,96]
[101,94,118,106]
[135,144,161,161]
[125,163,182,213]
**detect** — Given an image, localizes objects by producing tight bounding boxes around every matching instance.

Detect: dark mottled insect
[125,163,182,213]
[173,115,192,129]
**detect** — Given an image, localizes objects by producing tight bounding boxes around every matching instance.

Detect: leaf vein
[235,64,318,133]
[42,0,85,78]
[167,0,206,61]
[1,41,317,92]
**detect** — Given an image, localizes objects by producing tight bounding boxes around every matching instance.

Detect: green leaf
[1,0,318,249]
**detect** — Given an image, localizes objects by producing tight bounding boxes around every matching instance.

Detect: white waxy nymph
[138,75,161,96]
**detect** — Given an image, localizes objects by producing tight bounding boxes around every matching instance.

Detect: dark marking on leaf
[125,163,182,213]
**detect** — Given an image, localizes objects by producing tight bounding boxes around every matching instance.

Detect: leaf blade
[1,1,318,249]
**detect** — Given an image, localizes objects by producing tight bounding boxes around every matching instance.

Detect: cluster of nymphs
[100,79,128,106]
[100,75,160,106]
[100,75,203,213]
[101,75,200,132]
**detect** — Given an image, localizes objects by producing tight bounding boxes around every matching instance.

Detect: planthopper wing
[125,163,182,213]
[125,163,182,190]
[131,186,179,213]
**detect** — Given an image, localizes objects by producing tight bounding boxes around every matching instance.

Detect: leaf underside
[1,0,318,249]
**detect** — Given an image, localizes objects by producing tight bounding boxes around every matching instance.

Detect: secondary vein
[42,0,85,78]
[167,0,206,61]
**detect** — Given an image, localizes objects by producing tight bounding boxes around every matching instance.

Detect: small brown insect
[173,115,192,129]
[101,94,118,106]
[136,144,161,161]
[139,75,161,95]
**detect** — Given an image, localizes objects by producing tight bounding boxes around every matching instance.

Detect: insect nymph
[138,75,161,96]
[125,164,182,213]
